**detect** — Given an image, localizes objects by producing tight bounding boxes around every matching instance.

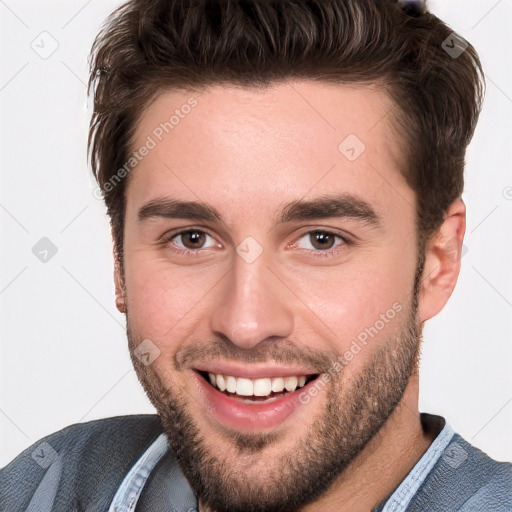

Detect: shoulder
[1,413,163,467]
[410,432,512,511]
[0,414,163,511]
[449,434,512,510]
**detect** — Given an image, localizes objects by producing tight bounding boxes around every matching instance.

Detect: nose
[209,252,294,350]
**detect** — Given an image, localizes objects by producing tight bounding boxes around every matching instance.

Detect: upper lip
[193,361,320,379]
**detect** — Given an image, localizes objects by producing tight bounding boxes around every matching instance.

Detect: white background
[1,0,511,466]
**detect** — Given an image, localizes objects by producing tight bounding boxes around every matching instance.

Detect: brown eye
[293,229,349,256]
[182,231,206,249]
[172,230,211,250]
[309,231,336,250]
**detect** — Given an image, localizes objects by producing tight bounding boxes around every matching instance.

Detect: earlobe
[418,199,466,322]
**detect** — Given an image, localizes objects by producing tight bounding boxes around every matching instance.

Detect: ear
[112,226,126,314]
[418,198,466,322]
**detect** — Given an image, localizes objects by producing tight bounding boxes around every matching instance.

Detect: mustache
[174,337,338,373]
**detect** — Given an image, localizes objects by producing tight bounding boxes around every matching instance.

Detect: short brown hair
[88,0,484,264]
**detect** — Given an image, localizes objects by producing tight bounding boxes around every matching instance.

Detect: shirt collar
[374,413,454,512]
[108,433,175,512]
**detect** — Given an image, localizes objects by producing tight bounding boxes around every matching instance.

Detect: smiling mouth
[197,370,319,402]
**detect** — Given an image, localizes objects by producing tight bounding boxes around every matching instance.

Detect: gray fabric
[1,413,511,511]
[406,434,512,512]
[135,448,198,512]
[24,455,63,512]
[0,415,163,511]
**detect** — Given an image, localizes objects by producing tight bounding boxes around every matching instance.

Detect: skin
[114,80,466,511]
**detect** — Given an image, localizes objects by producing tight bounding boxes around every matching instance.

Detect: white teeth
[216,374,226,392]
[253,378,272,396]
[271,377,285,393]
[236,378,254,396]
[284,376,298,392]
[206,372,311,397]
[226,375,237,393]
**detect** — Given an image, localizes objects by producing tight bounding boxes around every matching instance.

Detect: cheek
[286,253,414,355]
[124,256,219,344]
[302,277,402,338]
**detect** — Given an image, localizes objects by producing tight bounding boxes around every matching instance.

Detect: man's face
[121,81,423,511]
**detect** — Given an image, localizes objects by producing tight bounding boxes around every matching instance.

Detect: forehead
[127,80,412,227]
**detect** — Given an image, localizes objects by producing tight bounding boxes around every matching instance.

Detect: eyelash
[161,228,352,258]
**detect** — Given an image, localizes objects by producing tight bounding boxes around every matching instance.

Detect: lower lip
[193,372,318,432]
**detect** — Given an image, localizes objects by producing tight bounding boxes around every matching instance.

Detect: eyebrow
[138,194,382,229]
